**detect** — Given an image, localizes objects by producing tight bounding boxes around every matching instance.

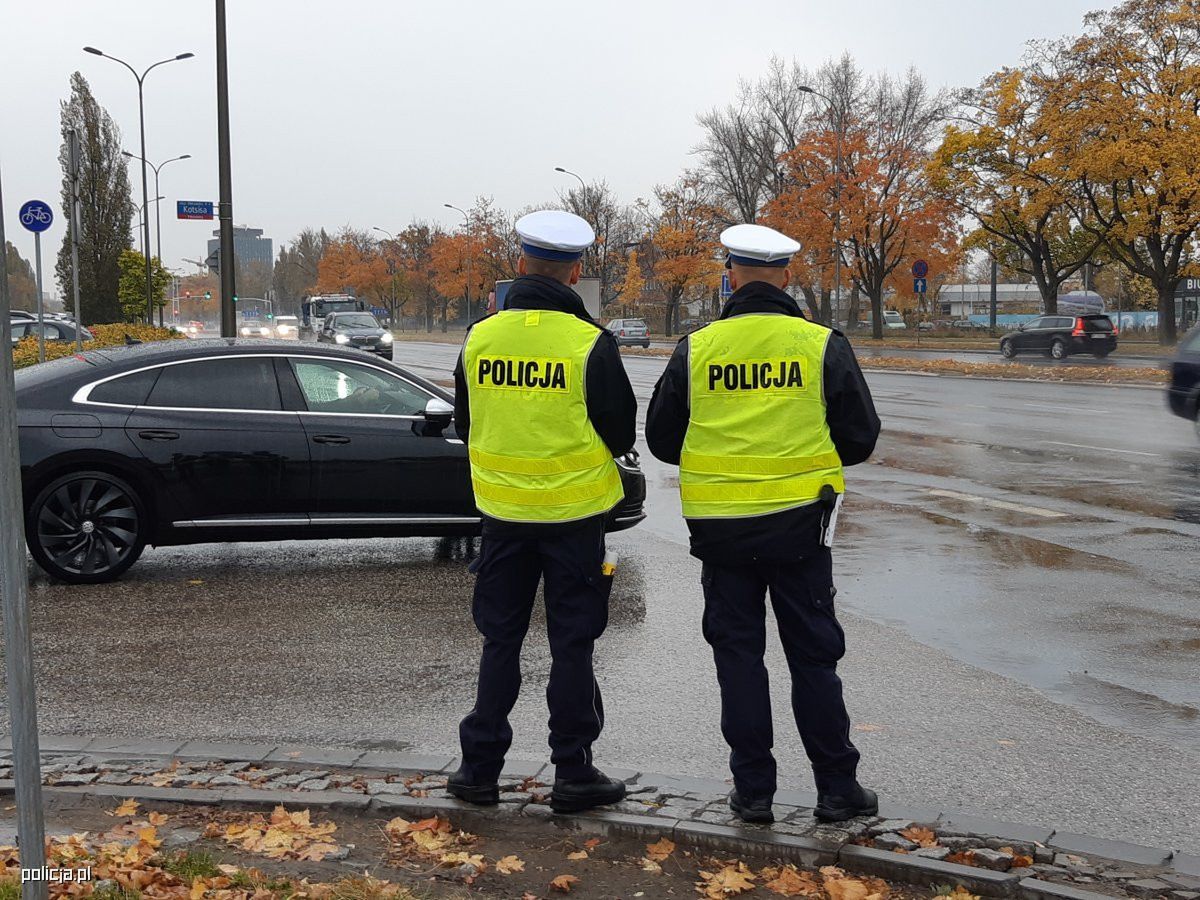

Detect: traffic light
[184,290,191,298]
[232,295,239,304]
[266,312,274,320]
[204,290,212,300]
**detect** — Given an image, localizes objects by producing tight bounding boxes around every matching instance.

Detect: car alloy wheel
[1000,340,1015,359]
[1050,339,1067,359]
[27,471,147,584]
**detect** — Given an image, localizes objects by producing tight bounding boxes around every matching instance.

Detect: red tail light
[1112,325,1119,336]
[1072,318,1085,336]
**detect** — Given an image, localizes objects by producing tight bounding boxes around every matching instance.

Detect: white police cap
[516,209,595,262]
[721,223,801,268]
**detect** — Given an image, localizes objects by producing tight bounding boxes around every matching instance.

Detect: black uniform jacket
[453,274,638,536]
[645,281,881,564]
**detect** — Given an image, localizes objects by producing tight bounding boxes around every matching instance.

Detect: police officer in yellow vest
[646,223,881,824]
[449,210,637,813]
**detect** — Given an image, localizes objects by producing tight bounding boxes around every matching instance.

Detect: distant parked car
[1168,325,1200,440]
[999,314,1117,360]
[882,310,907,330]
[606,318,650,348]
[10,318,92,347]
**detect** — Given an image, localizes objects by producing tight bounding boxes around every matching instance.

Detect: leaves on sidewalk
[550,873,581,892]
[567,849,589,860]
[762,865,823,896]
[820,865,890,900]
[496,854,526,874]
[899,825,939,848]
[646,837,676,861]
[207,805,340,861]
[697,862,757,897]
[110,799,141,817]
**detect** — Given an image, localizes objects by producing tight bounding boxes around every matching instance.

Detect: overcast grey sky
[4,0,1101,291]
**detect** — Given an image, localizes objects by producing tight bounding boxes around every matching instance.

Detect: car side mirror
[417,397,454,437]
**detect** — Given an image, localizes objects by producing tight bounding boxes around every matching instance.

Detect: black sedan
[999,314,1117,359]
[1167,325,1200,439]
[15,340,646,583]
[316,311,393,357]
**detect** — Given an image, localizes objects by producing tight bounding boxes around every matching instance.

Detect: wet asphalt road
[3,341,1199,853]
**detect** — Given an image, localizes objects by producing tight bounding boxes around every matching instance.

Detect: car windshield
[333,315,380,329]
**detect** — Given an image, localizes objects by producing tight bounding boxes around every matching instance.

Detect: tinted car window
[290,358,429,415]
[1024,318,1045,329]
[146,357,282,410]
[1181,327,1200,354]
[1054,317,1075,328]
[89,367,162,405]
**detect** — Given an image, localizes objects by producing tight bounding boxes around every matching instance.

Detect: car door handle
[312,434,351,445]
[137,429,180,441]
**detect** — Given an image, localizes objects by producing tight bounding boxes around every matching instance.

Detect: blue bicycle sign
[19,200,54,233]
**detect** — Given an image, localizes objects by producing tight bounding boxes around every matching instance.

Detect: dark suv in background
[999,314,1117,359]
[1168,326,1200,439]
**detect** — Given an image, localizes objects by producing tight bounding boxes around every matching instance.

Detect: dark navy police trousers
[458,518,611,783]
[701,547,860,800]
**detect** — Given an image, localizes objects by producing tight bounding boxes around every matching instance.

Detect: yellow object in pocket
[601,549,619,577]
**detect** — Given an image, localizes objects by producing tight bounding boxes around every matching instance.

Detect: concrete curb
[2,734,1195,898]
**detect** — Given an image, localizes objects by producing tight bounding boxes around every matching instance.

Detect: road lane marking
[927,488,1067,518]
[1042,441,1160,458]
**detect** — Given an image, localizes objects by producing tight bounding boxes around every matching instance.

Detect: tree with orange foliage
[316,233,391,306]
[773,71,953,338]
[649,176,724,336]
[429,232,479,332]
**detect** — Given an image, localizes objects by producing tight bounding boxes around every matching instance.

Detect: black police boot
[728,789,774,824]
[814,782,878,822]
[550,767,626,813]
[446,768,499,806]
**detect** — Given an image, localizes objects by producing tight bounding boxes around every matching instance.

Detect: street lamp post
[124,152,191,324]
[444,204,472,327]
[84,46,193,325]
[554,165,587,192]
[799,85,843,328]
[133,195,165,257]
[373,226,399,328]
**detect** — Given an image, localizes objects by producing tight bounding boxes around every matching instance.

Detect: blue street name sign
[913,277,927,294]
[18,200,53,233]
[720,272,733,299]
[177,200,215,220]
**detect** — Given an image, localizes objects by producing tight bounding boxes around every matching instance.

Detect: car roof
[82,337,386,368]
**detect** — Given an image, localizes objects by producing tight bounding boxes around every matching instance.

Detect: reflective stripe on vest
[463,308,624,523]
[679,313,844,519]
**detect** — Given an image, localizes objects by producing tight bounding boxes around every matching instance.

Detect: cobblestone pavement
[3,740,1197,900]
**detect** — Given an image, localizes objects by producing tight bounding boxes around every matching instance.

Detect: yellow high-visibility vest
[680,313,844,519]
[463,308,623,523]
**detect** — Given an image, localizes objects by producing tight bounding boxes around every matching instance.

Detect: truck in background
[300,294,365,337]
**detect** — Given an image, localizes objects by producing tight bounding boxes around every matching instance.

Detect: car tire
[1000,340,1016,359]
[1093,349,1111,358]
[1050,339,1067,360]
[25,470,148,584]
[642,342,650,349]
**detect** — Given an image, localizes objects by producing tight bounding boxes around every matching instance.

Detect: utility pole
[216,0,237,337]
[0,160,50,900]
[989,255,998,336]
[68,130,84,349]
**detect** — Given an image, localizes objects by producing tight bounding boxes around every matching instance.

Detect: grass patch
[91,886,141,900]
[162,849,222,880]
[0,878,20,900]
